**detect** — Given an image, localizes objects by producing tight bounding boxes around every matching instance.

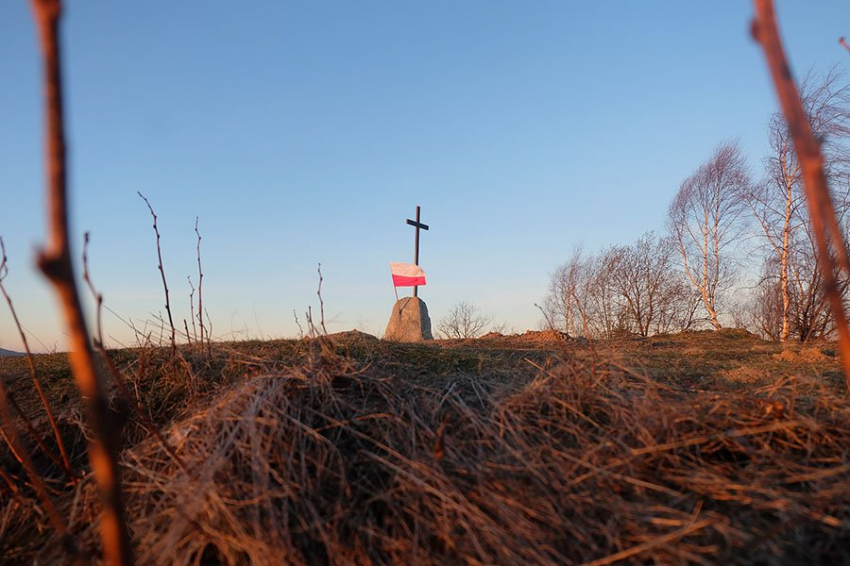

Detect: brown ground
[1,329,848,564]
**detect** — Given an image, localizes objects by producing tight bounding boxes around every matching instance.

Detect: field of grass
[1,329,849,564]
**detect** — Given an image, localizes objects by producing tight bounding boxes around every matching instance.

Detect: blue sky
[1,1,849,350]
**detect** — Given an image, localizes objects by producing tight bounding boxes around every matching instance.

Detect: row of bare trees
[545,68,850,342]
[543,233,699,338]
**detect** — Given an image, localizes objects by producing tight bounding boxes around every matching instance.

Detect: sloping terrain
[1,330,848,564]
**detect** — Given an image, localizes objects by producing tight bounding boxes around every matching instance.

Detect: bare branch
[317,263,328,335]
[29,0,132,562]
[138,192,176,355]
[194,217,205,350]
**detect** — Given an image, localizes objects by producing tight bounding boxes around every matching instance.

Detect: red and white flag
[390,262,426,287]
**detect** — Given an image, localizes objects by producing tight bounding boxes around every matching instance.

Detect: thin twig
[293,310,304,338]
[82,232,104,346]
[138,192,176,356]
[195,217,205,351]
[317,263,328,335]
[187,276,197,343]
[0,465,19,496]
[204,308,213,348]
[29,0,132,563]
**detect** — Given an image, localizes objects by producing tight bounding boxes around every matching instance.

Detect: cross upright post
[406,205,429,297]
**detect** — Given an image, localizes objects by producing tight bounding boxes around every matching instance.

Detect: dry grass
[1,333,849,564]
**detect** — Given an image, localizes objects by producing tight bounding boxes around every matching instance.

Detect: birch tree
[544,246,593,336]
[668,141,750,330]
[744,69,850,341]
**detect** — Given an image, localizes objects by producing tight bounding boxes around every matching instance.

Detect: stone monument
[384,205,433,342]
[384,296,433,341]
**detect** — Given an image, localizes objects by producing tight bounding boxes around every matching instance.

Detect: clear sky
[1,1,850,351]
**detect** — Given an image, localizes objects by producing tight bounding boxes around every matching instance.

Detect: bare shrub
[437,301,493,339]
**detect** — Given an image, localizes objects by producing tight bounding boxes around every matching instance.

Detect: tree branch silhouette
[29,0,132,563]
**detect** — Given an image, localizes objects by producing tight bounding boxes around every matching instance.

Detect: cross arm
[406,219,429,230]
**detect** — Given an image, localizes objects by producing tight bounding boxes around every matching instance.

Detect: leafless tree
[543,248,621,338]
[437,301,493,339]
[668,141,750,330]
[588,249,628,338]
[743,69,850,341]
[745,256,785,341]
[787,215,850,340]
[544,246,590,335]
[543,235,697,339]
[609,233,698,337]
[743,190,850,344]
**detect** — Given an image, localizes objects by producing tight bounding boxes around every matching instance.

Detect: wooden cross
[406,205,429,297]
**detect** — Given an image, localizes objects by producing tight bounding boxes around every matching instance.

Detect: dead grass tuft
[9,338,844,565]
[720,366,772,384]
[773,347,829,364]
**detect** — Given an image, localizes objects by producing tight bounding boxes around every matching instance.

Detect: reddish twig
[29,0,132,563]
[138,192,176,355]
[0,237,74,479]
[5,389,69,476]
[753,0,850,389]
[0,465,19,496]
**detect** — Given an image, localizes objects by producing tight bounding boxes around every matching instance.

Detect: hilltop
[1,329,848,564]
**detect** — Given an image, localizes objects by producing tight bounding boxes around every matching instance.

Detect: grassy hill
[1,329,848,564]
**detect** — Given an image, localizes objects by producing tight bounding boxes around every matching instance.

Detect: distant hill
[0,348,24,357]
